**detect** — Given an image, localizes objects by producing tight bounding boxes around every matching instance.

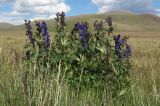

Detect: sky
[0,0,160,25]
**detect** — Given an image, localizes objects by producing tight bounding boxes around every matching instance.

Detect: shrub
[23,12,132,98]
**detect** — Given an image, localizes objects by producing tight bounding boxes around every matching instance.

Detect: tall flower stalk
[113,35,122,58]
[55,11,66,29]
[106,17,114,35]
[94,20,103,31]
[76,22,89,48]
[124,44,131,58]
[40,21,51,49]
[113,35,131,58]
[24,20,34,45]
[94,20,104,41]
[35,21,41,35]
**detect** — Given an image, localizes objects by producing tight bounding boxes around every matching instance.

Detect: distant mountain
[0,11,160,32]
[0,23,15,31]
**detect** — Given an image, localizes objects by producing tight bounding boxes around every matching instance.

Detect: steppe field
[0,12,160,106]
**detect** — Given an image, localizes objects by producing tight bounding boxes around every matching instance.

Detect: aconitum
[113,35,122,58]
[40,21,50,48]
[76,22,89,48]
[106,16,112,26]
[106,17,114,35]
[74,22,80,31]
[113,35,131,58]
[35,21,41,34]
[124,44,131,58]
[55,12,60,23]
[55,11,65,28]
[94,20,103,31]
[59,11,65,28]
[24,20,34,45]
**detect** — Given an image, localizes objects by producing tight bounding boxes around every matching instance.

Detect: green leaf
[119,89,127,97]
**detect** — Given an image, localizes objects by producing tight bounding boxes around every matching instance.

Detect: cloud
[0,0,70,25]
[156,9,160,16]
[91,0,160,15]
[156,9,160,12]
[0,0,14,4]
[0,0,14,2]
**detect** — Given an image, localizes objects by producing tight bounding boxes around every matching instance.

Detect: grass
[0,30,160,106]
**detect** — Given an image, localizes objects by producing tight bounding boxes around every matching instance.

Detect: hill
[0,23,15,31]
[0,11,160,32]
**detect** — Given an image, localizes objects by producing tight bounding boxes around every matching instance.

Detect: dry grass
[0,31,160,105]
[0,31,160,81]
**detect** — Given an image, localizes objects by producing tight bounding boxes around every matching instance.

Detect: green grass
[0,30,160,105]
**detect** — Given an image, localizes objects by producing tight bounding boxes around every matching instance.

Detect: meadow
[0,30,160,106]
[0,12,160,106]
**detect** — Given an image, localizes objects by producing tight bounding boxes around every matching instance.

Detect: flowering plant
[23,13,132,98]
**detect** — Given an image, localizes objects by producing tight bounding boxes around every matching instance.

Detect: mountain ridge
[0,11,160,32]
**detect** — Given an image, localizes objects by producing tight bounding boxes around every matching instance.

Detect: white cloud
[156,9,160,12]
[0,0,14,3]
[0,0,70,25]
[0,0,14,5]
[156,9,160,16]
[91,0,160,15]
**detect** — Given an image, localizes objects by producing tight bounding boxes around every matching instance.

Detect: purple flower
[55,11,66,28]
[59,11,65,28]
[35,21,41,34]
[40,21,50,48]
[24,20,34,45]
[94,20,103,31]
[115,44,121,58]
[120,39,126,46]
[71,22,80,35]
[106,17,112,26]
[55,12,60,22]
[113,35,121,45]
[124,44,131,58]
[113,35,122,58]
[25,20,32,38]
[74,22,80,31]
[113,35,131,58]
[76,22,89,48]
